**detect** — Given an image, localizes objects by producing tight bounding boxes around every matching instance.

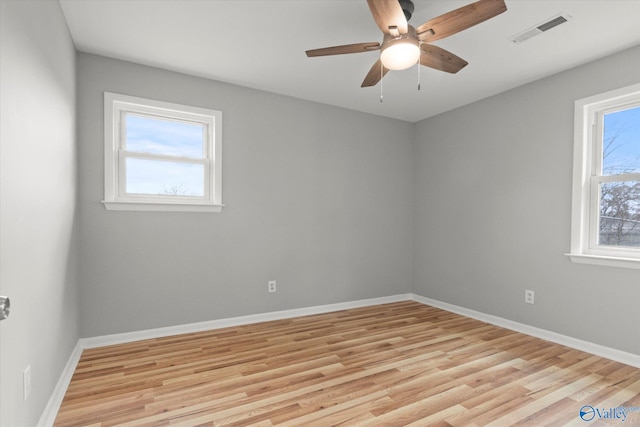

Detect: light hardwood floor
[55,301,640,426]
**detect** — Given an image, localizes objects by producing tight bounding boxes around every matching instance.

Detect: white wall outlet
[268,280,277,293]
[525,289,535,305]
[23,365,31,400]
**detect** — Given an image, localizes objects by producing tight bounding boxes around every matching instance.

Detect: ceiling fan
[305,0,507,87]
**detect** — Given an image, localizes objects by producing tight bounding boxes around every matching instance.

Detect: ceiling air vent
[509,13,572,44]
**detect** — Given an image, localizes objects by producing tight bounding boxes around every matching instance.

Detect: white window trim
[103,92,223,212]
[567,83,640,269]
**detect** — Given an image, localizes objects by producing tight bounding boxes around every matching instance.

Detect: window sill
[566,253,640,270]
[102,200,224,213]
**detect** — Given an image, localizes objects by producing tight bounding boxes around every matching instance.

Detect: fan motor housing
[399,0,415,21]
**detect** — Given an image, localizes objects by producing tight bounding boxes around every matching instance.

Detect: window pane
[125,113,204,158]
[125,158,204,197]
[599,181,640,247]
[602,105,640,175]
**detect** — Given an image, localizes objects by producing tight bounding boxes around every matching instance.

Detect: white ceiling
[59,0,640,123]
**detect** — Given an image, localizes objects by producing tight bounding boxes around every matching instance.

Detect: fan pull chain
[417,41,422,91]
[380,61,384,103]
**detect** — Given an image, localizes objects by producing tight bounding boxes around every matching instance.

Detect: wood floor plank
[54,302,640,426]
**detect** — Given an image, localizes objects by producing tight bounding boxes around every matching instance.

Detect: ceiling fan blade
[306,42,381,57]
[416,0,507,42]
[361,59,390,87]
[419,44,468,74]
[367,0,408,35]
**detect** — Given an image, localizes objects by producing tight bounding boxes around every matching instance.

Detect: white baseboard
[80,294,412,349]
[410,294,640,369]
[39,292,640,426]
[37,341,83,427]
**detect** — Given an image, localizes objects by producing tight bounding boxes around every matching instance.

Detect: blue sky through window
[125,158,204,196]
[124,113,206,196]
[600,105,640,247]
[603,105,640,175]
[125,114,204,158]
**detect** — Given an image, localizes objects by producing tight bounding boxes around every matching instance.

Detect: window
[568,83,640,268]
[103,92,223,212]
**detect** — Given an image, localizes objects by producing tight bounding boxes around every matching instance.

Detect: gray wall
[413,45,640,355]
[0,1,79,426]
[77,53,414,337]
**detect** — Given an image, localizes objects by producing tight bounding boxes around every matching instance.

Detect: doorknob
[0,296,10,320]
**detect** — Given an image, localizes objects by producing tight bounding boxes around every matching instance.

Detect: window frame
[103,92,223,212]
[568,83,640,269]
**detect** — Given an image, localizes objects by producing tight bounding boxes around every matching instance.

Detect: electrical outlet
[525,289,535,305]
[23,365,31,400]
[268,280,277,293]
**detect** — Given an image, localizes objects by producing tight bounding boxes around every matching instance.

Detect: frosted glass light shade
[380,38,420,70]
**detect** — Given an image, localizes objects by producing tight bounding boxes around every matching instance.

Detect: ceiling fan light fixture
[380,34,420,71]
[306,0,508,87]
